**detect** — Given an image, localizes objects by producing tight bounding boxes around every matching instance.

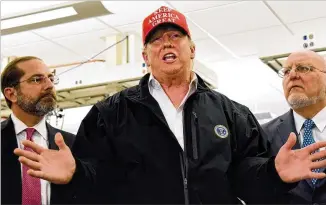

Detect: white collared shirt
[148,73,198,149]
[293,106,326,150]
[11,113,50,205]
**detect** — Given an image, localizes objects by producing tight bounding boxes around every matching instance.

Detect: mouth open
[162,53,177,63]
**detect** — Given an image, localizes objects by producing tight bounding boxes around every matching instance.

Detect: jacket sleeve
[68,104,113,204]
[229,108,297,204]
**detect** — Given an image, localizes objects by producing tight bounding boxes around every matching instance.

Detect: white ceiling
[1,1,326,67]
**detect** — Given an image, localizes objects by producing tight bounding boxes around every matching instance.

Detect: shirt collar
[148,72,198,91]
[312,106,326,132]
[293,106,326,133]
[292,110,306,134]
[11,113,48,139]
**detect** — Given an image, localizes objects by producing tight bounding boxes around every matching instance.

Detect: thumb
[55,132,68,151]
[283,132,297,150]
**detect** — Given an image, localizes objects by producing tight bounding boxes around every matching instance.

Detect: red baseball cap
[142,6,191,45]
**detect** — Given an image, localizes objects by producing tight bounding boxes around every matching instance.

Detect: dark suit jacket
[1,117,75,205]
[262,110,326,204]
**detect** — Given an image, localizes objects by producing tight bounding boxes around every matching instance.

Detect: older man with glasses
[1,56,75,205]
[263,50,326,204]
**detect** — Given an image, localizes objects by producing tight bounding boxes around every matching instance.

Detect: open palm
[14,132,76,184]
[275,132,326,183]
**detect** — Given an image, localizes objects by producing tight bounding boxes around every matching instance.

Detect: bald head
[285,50,326,71]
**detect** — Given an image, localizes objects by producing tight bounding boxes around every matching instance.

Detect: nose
[43,77,54,90]
[288,66,299,80]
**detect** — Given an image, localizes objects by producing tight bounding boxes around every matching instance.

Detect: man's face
[15,59,57,116]
[282,51,326,109]
[142,25,195,77]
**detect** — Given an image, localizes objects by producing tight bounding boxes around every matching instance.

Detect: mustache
[40,92,56,100]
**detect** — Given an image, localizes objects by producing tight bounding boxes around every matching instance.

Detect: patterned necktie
[302,119,320,185]
[22,128,42,205]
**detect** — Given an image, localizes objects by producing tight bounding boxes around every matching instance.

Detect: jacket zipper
[192,111,199,160]
[181,100,192,205]
[180,153,189,205]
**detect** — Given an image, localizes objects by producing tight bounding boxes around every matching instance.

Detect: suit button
[313,203,319,205]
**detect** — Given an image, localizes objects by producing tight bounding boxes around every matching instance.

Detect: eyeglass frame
[11,74,59,87]
[278,64,326,78]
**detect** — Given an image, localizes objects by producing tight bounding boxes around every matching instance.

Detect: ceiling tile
[115,22,142,36]
[168,1,240,13]
[267,1,326,23]
[194,38,235,63]
[53,29,115,59]
[218,26,298,57]
[98,1,169,27]
[33,18,109,39]
[1,31,45,48]
[2,41,83,65]
[187,1,281,36]
[288,17,326,49]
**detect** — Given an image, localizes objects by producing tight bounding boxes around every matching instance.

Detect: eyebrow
[27,73,54,79]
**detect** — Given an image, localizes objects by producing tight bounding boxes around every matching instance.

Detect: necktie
[22,128,42,205]
[302,119,320,185]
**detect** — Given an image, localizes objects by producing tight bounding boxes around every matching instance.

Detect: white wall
[208,56,290,116]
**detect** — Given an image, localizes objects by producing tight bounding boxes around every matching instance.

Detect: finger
[14,148,41,161]
[308,171,326,180]
[19,156,42,170]
[283,132,297,150]
[27,169,45,179]
[55,132,69,151]
[310,149,326,161]
[305,141,326,154]
[310,159,326,170]
[21,140,46,154]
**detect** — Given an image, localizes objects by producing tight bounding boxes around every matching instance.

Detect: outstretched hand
[275,132,326,183]
[14,132,76,184]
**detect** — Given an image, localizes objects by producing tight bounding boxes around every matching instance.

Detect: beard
[16,89,57,116]
[287,87,326,109]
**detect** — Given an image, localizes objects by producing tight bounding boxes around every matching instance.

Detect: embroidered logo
[214,125,228,138]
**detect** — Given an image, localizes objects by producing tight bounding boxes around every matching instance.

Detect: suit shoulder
[261,115,283,133]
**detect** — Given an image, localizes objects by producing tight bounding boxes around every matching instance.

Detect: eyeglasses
[278,64,326,78]
[15,75,59,86]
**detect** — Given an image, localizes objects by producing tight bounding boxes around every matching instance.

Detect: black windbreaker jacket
[69,73,296,204]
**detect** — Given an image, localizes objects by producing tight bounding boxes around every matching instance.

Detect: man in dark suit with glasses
[1,56,75,205]
[263,50,326,204]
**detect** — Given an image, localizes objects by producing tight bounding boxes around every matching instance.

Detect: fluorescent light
[1,7,77,29]
[1,1,70,18]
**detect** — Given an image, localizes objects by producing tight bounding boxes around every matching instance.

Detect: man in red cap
[14,6,326,204]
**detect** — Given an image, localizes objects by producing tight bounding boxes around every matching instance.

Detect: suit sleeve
[229,109,297,204]
[67,105,113,204]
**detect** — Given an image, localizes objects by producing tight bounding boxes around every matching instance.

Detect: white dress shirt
[148,73,198,149]
[11,113,51,205]
[293,106,326,150]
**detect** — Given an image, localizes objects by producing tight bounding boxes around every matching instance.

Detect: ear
[142,49,150,67]
[190,45,196,59]
[4,87,17,104]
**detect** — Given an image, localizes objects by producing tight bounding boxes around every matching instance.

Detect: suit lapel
[46,123,59,150]
[1,117,23,204]
[277,110,301,150]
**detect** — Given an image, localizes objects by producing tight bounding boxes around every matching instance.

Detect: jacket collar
[277,109,300,149]
[131,72,210,100]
